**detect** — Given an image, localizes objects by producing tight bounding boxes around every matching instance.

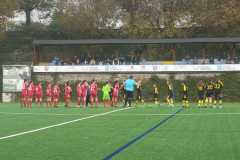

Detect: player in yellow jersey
[205,80,214,107]
[213,79,224,108]
[136,80,144,105]
[153,84,159,104]
[166,80,174,107]
[181,81,189,108]
[197,80,205,107]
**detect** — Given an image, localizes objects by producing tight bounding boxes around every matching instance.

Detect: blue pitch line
[103,108,184,160]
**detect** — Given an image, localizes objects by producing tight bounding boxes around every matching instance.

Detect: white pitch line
[0,112,94,116]
[0,107,131,141]
[101,112,240,116]
[1,112,240,117]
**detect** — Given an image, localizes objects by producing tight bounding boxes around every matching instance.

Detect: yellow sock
[182,100,185,107]
[209,98,212,106]
[167,98,170,105]
[186,100,189,107]
[214,100,217,105]
[219,100,222,105]
[198,100,201,107]
[205,99,208,107]
[170,99,174,107]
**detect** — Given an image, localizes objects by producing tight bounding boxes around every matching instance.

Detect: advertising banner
[3,65,31,92]
[33,64,240,73]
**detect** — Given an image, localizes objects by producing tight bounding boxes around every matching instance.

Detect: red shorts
[28,93,34,98]
[65,94,71,99]
[81,92,87,97]
[91,92,97,97]
[53,95,59,99]
[112,91,119,97]
[35,94,42,98]
[22,90,27,97]
[77,92,82,97]
[22,93,27,98]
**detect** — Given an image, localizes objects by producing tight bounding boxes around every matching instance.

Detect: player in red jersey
[90,80,98,108]
[52,83,61,108]
[120,81,126,104]
[112,81,120,107]
[27,80,35,108]
[21,79,28,107]
[46,82,52,107]
[64,81,72,107]
[81,80,88,108]
[76,80,82,108]
[35,81,43,106]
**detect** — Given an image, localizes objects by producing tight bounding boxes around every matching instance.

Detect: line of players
[21,79,121,108]
[150,79,224,108]
[21,78,224,108]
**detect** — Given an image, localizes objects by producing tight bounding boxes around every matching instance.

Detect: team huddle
[20,78,224,109]
[196,79,224,108]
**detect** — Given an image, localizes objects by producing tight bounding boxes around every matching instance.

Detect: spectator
[119,56,124,64]
[80,55,85,64]
[113,57,119,65]
[136,54,141,64]
[76,57,80,65]
[234,56,239,64]
[73,56,78,64]
[106,57,111,65]
[132,55,137,64]
[210,57,214,64]
[90,57,96,65]
[84,58,88,65]
[193,57,198,64]
[51,56,60,65]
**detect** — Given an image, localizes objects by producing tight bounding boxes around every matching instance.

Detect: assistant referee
[124,75,136,107]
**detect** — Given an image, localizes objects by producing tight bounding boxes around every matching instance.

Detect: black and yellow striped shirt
[214,81,223,91]
[207,82,214,91]
[182,84,188,94]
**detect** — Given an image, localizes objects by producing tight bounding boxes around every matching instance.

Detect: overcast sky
[10,10,123,28]
[10,11,51,25]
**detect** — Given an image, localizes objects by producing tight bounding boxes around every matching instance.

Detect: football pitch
[0,103,240,160]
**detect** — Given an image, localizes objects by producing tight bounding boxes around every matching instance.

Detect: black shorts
[182,93,188,101]
[136,91,142,100]
[198,91,204,100]
[214,90,222,100]
[109,91,113,100]
[126,91,133,99]
[154,93,158,99]
[168,91,173,99]
[206,91,213,98]
[122,90,126,98]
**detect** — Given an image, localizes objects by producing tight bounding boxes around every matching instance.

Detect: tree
[18,0,55,26]
[51,0,120,34]
[119,0,186,38]
[0,0,18,39]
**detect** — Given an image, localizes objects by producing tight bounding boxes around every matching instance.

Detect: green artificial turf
[0,103,240,160]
